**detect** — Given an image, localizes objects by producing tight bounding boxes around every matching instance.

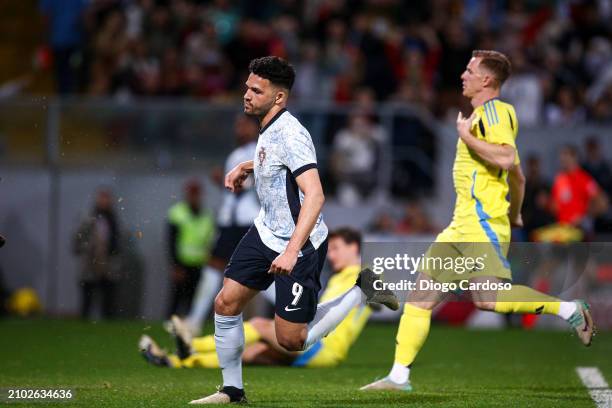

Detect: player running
[140,227,373,369]
[360,50,595,392]
[189,56,398,405]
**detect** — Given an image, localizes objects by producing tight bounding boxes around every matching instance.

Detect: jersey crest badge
[258,146,266,166]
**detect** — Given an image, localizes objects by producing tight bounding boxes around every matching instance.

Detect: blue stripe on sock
[292,341,323,367]
[471,171,510,269]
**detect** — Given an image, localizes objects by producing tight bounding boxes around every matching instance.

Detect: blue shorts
[224,226,328,323]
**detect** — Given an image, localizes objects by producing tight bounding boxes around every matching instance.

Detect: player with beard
[188,56,398,405]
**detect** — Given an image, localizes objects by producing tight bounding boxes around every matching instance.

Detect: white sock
[557,301,577,320]
[214,313,244,389]
[388,362,410,384]
[261,283,276,304]
[188,266,223,329]
[303,286,365,350]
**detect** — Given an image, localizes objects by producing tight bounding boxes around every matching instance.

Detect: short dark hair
[472,50,512,87]
[328,227,362,252]
[248,56,295,90]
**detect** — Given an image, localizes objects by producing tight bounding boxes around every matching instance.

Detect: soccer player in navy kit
[189,57,398,405]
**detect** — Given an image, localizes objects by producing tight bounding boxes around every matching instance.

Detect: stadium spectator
[582,136,612,233]
[40,0,88,94]
[522,154,555,237]
[88,8,129,96]
[392,46,435,110]
[582,136,612,194]
[395,200,438,235]
[293,41,323,102]
[501,51,543,127]
[545,86,586,125]
[367,211,396,234]
[167,180,215,317]
[73,187,122,319]
[330,110,385,205]
[550,145,608,229]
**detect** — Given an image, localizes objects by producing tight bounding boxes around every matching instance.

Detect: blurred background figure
[39,0,88,94]
[582,136,612,196]
[167,179,215,317]
[582,136,612,233]
[367,211,397,234]
[331,110,386,206]
[73,187,122,319]
[550,145,608,237]
[394,200,438,235]
[184,115,259,335]
[522,155,554,239]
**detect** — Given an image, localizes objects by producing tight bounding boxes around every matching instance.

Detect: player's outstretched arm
[457,112,516,170]
[225,160,254,193]
[508,163,526,227]
[269,168,325,275]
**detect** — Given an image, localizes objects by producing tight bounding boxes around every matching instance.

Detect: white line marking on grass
[576,367,612,408]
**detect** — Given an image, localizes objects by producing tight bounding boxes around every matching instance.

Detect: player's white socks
[214,313,244,389]
[388,362,410,384]
[188,266,224,329]
[303,286,365,350]
[557,301,578,320]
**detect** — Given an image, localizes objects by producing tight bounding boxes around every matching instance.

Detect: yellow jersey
[318,265,371,360]
[452,98,520,222]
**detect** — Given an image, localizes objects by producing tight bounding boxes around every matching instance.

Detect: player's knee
[276,333,304,352]
[473,300,496,311]
[214,293,240,316]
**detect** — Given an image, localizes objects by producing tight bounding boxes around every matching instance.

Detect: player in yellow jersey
[360,50,595,392]
[139,227,372,368]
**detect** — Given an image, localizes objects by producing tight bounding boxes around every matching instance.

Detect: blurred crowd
[40,0,612,122]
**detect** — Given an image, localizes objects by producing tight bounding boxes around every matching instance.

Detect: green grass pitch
[1,319,610,407]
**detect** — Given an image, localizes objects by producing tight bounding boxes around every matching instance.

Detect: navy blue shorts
[211,226,251,261]
[224,226,328,323]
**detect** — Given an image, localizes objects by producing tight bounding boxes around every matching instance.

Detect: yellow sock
[394,304,432,366]
[192,321,261,353]
[494,285,561,315]
[179,351,220,368]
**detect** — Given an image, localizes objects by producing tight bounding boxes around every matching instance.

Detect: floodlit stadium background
[1,0,612,331]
